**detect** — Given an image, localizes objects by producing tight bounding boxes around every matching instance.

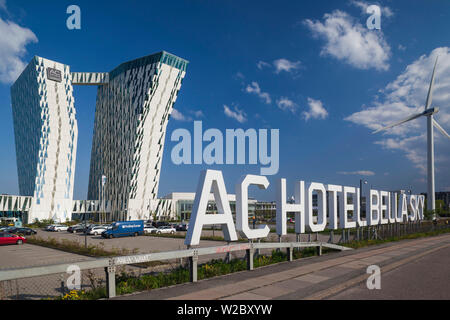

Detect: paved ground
[0,243,94,270]
[0,244,97,299]
[329,244,450,300]
[111,233,450,300]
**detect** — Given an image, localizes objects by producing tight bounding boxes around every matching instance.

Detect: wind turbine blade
[425,56,439,111]
[433,119,450,140]
[372,112,424,134]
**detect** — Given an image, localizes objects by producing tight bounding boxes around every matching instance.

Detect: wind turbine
[373,57,450,212]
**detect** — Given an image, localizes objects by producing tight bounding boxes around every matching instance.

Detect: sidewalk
[112,233,450,300]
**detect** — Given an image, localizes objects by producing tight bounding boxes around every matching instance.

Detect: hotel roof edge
[109,51,189,80]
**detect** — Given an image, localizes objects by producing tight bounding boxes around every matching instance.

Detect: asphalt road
[329,244,450,299]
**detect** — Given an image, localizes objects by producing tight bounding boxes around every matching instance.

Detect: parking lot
[0,242,94,270]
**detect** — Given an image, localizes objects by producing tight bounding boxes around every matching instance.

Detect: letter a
[66,5,81,30]
[366,5,381,30]
[185,170,238,246]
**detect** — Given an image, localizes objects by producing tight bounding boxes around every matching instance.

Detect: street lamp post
[84,210,87,249]
[360,179,368,240]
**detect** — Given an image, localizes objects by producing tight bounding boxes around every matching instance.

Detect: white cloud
[338,170,375,176]
[191,110,204,118]
[257,61,271,70]
[172,109,204,121]
[276,97,297,113]
[245,81,272,104]
[303,10,391,71]
[273,58,301,74]
[171,109,191,121]
[0,16,38,84]
[303,98,328,120]
[224,105,247,123]
[349,0,394,18]
[345,47,450,174]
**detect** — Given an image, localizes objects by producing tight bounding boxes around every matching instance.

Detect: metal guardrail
[0,241,351,299]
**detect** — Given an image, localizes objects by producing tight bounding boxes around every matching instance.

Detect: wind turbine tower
[373,57,450,212]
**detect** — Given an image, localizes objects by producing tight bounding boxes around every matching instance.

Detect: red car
[0,233,26,245]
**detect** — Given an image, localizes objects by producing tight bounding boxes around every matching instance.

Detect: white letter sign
[184,170,238,246]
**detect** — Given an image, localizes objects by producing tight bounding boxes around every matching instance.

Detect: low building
[160,192,257,221]
[435,192,450,211]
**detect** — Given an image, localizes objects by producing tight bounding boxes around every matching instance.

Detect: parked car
[153,221,170,228]
[51,225,69,232]
[144,225,157,234]
[45,225,56,231]
[175,223,189,231]
[0,233,26,245]
[89,225,109,235]
[8,227,36,236]
[71,225,87,233]
[102,221,144,239]
[2,226,17,233]
[156,226,176,234]
[67,225,82,233]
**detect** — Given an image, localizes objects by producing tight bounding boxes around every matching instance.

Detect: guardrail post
[246,248,254,271]
[189,252,198,282]
[105,265,116,299]
[316,244,322,256]
[225,242,230,263]
[60,273,65,296]
[287,245,293,262]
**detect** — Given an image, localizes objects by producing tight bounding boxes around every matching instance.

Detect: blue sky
[0,0,449,201]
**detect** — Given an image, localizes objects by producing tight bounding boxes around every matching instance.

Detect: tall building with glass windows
[11,56,78,223]
[9,52,187,224]
[87,52,188,221]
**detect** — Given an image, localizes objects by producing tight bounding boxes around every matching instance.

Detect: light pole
[99,175,107,224]
[360,179,368,217]
[359,179,368,241]
[83,208,87,249]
